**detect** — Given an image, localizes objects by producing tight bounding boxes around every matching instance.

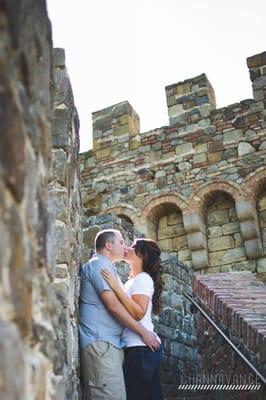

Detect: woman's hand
[101,269,121,291]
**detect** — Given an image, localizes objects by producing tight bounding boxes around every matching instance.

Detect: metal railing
[183,291,266,386]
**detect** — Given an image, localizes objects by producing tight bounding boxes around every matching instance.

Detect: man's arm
[100,290,160,351]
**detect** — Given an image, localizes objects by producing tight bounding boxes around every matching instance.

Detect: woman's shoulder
[135,272,153,284]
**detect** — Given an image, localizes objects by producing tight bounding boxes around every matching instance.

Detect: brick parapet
[193,272,266,367]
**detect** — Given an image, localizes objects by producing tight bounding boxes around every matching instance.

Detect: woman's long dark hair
[133,238,164,314]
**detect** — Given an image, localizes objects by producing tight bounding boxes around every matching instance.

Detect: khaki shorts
[80,341,126,400]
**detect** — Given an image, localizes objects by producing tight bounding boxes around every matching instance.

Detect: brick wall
[193,272,266,397]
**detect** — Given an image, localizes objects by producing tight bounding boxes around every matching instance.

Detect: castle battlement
[80,51,266,273]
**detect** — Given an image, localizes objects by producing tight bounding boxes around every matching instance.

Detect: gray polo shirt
[79,253,124,349]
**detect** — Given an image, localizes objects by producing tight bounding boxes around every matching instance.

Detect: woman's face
[124,243,142,264]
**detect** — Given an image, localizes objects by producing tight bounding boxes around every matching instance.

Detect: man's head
[95,229,125,262]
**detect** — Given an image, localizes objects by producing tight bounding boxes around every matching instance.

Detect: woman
[101,238,164,400]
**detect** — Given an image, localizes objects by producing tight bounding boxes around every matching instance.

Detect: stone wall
[80,51,266,275]
[0,2,82,399]
[49,48,82,399]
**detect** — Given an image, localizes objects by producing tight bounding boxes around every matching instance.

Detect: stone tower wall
[80,52,266,275]
[0,2,82,399]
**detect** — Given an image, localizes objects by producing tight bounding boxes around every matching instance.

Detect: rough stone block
[175,143,194,157]
[55,221,69,263]
[195,143,208,153]
[178,249,191,261]
[158,216,168,230]
[240,220,260,240]
[209,247,246,266]
[168,104,184,117]
[95,148,111,160]
[53,48,66,68]
[223,129,243,144]
[244,238,264,259]
[231,260,256,272]
[207,226,223,237]
[257,258,266,272]
[49,187,68,222]
[207,210,229,226]
[193,153,207,164]
[173,235,188,250]
[238,142,255,156]
[192,249,209,270]
[188,232,206,251]
[168,213,183,225]
[183,212,205,234]
[52,149,67,184]
[158,224,185,240]
[208,236,235,251]
[236,200,255,222]
[158,238,172,251]
[222,222,240,235]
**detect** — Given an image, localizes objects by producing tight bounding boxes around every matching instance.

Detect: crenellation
[92,100,140,154]
[165,73,216,128]
[247,51,266,101]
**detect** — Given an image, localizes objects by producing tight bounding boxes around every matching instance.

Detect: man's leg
[80,341,126,400]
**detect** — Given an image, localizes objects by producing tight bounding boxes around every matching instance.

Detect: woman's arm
[101,269,149,320]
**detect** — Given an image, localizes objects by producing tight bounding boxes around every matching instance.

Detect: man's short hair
[95,229,119,251]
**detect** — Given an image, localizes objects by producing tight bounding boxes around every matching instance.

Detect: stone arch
[245,168,266,260]
[243,167,266,200]
[184,181,246,271]
[141,193,192,263]
[142,193,190,223]
[99,204,139,226]
[191,180,247,216]
[191,180,263,266]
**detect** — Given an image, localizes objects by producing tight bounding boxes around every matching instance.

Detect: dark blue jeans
[123,345,164,400]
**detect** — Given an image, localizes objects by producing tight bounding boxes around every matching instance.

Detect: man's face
[110,232,126,262]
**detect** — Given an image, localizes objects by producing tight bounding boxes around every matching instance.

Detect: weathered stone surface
[238,141,255,156]
[207,210,229,225]
[175,143,194,156]
[209,247,246,266]
[208,236,234,251]
[0,5,82,399]
[0,319,25,399]
[223,129,243,144]
[257,258,266,272]
[172,235,188,250]
[222,222,240,235]
[207,226,222,237]
[52,149,68,184]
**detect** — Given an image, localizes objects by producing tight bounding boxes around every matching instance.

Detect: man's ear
[105,241,113,251]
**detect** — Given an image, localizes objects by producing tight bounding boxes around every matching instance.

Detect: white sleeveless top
[122,272,159,347]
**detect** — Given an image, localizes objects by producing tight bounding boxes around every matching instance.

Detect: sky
[46,0,266,153]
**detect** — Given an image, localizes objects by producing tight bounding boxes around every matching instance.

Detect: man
[79,229,160,400]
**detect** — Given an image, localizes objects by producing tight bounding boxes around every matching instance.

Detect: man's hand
[140,328,160,352]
